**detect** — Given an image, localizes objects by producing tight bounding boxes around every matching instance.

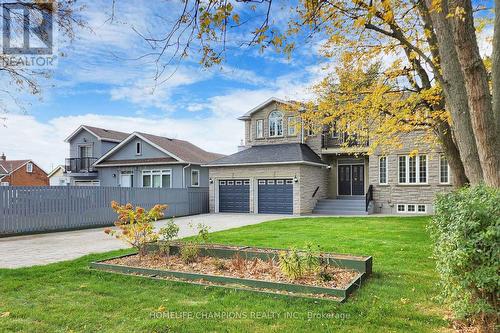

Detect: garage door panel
[219,179,250,213]
[258,179,293,214]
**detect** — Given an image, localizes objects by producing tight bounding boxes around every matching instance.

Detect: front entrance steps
[312,198,368,215]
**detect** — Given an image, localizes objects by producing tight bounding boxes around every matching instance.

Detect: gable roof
[94,132,225,166]
[47,165,65,178]
[64,125,129,143]
[0,164,7,175]
[237,97,291,120]
[0,159,31,174]
[203,143,327,167]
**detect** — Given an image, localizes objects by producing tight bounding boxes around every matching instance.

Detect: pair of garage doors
[218,179,293,214]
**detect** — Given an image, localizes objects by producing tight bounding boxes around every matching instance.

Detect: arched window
[268,111,283,137]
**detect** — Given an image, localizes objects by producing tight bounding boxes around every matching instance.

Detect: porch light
[293,176,298,183]
[209,178,214,184]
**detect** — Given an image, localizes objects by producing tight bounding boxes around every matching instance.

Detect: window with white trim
[136,141,142,155]
[1,182,9,186]
[191,169,200,187]
[142,169,171,188]
[287,116,296,136]
[331,121,339,139]
[439,155,450,184]
[397,204,405,212]
[379,156,388,184]
[256,119,264,139]
[26,162,33,173]
[268,111,283,137]
[398,155,427,184]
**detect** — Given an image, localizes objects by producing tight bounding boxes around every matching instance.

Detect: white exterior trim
[95,161,185,168]
[93,132,185,166]
[237,97,291,120]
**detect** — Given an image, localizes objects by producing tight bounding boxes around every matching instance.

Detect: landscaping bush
[105,201,167,256]
[428,185,499,332]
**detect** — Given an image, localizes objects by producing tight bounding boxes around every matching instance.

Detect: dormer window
[26,162,33,173]
[268,111,283,137]
[136,141,142,155]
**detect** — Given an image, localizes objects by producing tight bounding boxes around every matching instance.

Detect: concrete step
[311,209,368,215]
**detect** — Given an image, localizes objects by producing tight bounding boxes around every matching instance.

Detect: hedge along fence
[0,186,209,236]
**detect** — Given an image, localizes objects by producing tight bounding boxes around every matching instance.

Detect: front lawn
[0,217,448,332]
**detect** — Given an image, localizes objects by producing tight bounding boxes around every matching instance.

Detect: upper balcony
[65,157,98,176]
[321,132,369,154]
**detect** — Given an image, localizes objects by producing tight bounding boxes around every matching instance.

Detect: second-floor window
[256,119,263,138]
[26,162,33,173]
[379,156,388,184]
[269,111,283,137]
[440,155,450,184]
[287,116,296,136]
[398,155,427,184]
[136,141,142,155]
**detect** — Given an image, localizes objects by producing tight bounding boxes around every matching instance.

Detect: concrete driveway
[0,213,290,269]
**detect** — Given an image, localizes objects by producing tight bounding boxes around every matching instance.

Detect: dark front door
[338,165,365,196]
[338,165,351,195]
[258,179,293,214]
[219,180,250,213]
[352,165,365,195]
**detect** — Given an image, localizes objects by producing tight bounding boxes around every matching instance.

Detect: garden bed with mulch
[91,243,372,302]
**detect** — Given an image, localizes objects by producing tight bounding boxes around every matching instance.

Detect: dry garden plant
[104,203,356,289]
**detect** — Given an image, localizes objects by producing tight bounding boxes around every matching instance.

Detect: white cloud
[0,113,243,172]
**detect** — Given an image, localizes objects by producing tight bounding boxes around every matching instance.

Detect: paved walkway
[0,213,289,269]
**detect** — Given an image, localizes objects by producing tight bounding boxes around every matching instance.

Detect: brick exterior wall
[208,164,327,215]
[368,131,453,214]
[1,163,48,186]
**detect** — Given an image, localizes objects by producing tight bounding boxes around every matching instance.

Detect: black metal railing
[321,132,369,149]
[312,186,320,198]
[365,185,373,212]
[65,157,98,173]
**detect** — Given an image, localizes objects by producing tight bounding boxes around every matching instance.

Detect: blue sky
[0,0,326,171]
[0,1,493,172]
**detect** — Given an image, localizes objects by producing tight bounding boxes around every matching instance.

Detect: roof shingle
[0,160,30,174]
[138,132,225,164]
[205,143,326,166]
[83,125,129,142]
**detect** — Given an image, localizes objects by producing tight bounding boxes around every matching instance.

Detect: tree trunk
[424,0,484,184]
[434,120,469,187]
[492,0,500,129]
[449,0,500,187]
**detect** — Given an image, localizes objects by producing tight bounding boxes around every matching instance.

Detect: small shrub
[157,218,179,260]
[180,244,199,263]
[318,270,332,282]
[105,201,167,256]
[278,244,321,280]
[179,223,211,263]
[428,184,499,331]
[212,258,226,271]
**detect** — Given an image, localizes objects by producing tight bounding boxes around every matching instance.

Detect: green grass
[0,217,449,333]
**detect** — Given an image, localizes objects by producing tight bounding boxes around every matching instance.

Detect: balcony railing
[65,157,98,173]
[321,132,369,149]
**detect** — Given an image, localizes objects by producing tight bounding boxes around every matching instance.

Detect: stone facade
[208,164,327,215]
[368,131,453,214]
[243,101,322,156]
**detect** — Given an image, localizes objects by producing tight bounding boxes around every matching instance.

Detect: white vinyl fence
[0,186,209,236]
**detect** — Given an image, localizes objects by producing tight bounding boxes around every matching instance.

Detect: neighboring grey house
[204,97,453,215]
[64,125,223,188]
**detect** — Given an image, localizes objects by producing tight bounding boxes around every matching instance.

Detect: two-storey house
[64,125,224,188]
[205,97,453,215]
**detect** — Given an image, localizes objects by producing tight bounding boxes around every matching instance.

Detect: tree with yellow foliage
[130,0,499,187]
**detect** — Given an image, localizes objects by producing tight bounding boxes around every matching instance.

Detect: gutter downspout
[182,163,191,188]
